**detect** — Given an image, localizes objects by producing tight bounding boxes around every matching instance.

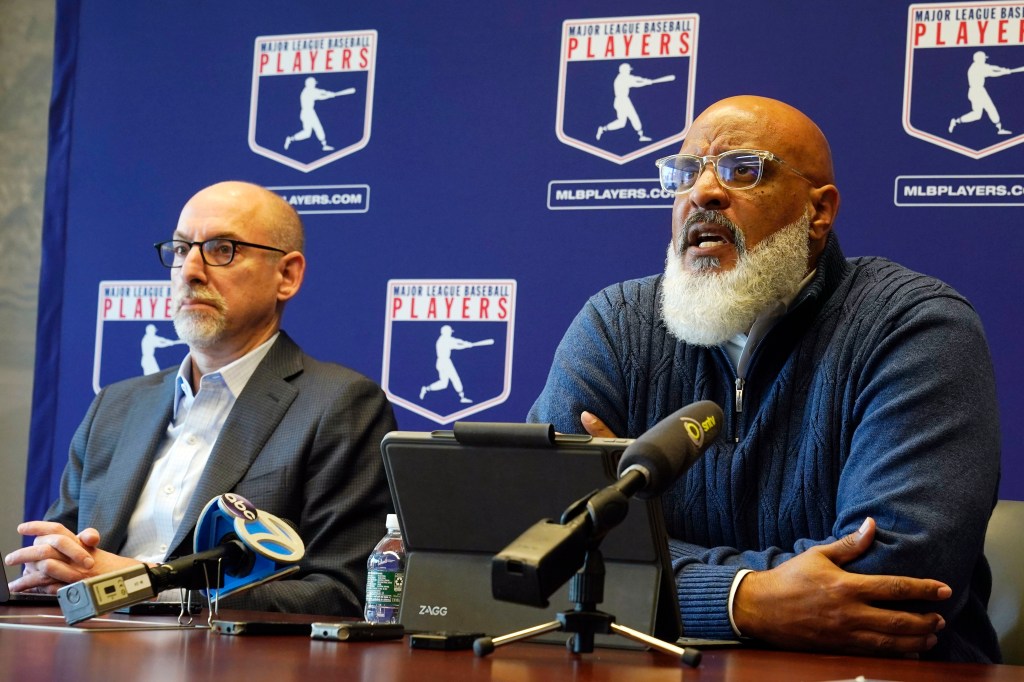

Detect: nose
[686,160,730,211]
[177,243,208,284]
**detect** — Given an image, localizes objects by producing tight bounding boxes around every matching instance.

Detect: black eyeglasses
[154,239,287,268]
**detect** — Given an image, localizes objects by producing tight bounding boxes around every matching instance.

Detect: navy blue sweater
[529,233,1001,662]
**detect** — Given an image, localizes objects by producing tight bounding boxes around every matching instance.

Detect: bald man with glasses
[7,181,396,618]
[529,96,1001,662]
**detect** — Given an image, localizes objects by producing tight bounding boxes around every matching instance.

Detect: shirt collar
[173,332,280,418]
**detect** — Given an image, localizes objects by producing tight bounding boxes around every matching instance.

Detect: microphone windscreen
[616,400,723,498]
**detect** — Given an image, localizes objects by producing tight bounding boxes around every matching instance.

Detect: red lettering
[341,48,352,69]
[259,53,269,73]
[937,22,947,45]
[461,298,471,319]
[567,37,579,59]
[586,36,595,58]
[102,298,112,318]
[444,297,455,317]
[641,33,651,55]
[659,33,670,55]
[148,298,158,317]
[359,46,369,69]
[134,299,143,318]
[604,36,615,57]
[497,297,508,320]
[391,297,403,317]
[164,298,173,317]
[622,34,633,55]
[998,19,1008,43]
[308,50,319,69]
[956,21,968,44]
[479,298,490,318]
[117,299,126,319]
[325,49,334,70]
[427,298,438,319]
[679,32,690,55]
[292,52,303,72]
[275,53,285,73]
[913,23,926,46]
[977,20,989,42]
[409,298,418,319]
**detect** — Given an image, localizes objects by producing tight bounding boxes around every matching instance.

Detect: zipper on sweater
[734,377,744,442]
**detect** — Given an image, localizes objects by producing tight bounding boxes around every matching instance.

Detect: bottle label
[365,570,404,624]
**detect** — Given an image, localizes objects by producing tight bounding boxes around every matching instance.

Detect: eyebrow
[171,231,244,241]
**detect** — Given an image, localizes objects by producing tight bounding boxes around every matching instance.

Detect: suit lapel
[95,371,176,551]
[167,332,303,553]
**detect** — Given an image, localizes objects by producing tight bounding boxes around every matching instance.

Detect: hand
[580,411,617,438]
[733,518,950,657]
[5,521,144,594]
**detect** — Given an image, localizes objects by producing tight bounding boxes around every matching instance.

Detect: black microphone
[616,400,724,499]
[490,401,724,607]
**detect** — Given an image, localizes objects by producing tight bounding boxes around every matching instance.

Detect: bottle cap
[386,513,400,531]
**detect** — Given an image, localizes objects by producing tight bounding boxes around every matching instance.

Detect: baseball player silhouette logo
[596,63,676,143]
[284,77,357,152]
[948,51,1023,136]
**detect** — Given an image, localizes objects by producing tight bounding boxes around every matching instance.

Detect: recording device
[490,401,724,608]
[57,493,304,625]
[312,622,405,642]
[213,619,311,636]
[409,631,485,650]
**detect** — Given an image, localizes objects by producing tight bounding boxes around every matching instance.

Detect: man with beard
[6,181,396,617]
[528,96,1001,662]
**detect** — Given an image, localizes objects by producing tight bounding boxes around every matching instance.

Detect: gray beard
[172,286,228,350]
[660,213,811,346]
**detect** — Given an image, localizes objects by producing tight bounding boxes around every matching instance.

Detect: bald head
[686,96,835,187]
[183,181,305,254]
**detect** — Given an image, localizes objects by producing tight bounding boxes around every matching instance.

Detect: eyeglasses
[154,239,287,268]
[654,149,813,194]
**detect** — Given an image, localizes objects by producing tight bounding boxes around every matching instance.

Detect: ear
[276,251,306,302]
[806,182,839,242]
[808,184,840,244]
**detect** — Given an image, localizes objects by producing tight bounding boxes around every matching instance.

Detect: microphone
[490,401,723,607]
[57,493,304,625]
[615,400,724,499]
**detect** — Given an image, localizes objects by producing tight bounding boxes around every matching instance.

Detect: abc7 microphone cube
[57,493,304,625]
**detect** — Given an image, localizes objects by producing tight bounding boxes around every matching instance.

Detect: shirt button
[186,436,197,446]
[159,544,168,553]
[163,485,175,495]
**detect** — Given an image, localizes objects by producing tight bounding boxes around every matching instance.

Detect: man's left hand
[5,521,144,594]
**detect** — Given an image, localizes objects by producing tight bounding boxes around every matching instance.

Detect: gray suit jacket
[46,331,397,616]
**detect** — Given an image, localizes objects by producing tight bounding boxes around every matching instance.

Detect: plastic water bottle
[364,513,405,624]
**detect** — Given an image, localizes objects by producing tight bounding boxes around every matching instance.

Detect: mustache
[682,210,739,240]
[173,285,226,313]
[679,210,745,257]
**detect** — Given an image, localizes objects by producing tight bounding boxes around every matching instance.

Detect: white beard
[660,213,811,346]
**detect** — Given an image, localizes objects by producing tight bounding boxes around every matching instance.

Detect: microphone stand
[473,483,701,667]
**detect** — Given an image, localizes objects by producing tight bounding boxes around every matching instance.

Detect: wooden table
[1,606,1021,681]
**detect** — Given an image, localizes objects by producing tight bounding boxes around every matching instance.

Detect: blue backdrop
[26,0,1024,520]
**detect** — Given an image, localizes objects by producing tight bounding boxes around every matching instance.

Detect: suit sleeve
[222,374,397,616]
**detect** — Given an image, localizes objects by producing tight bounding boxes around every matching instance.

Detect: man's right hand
[733,517,950,656]
[581,411,616,438]
[5,522,143,594]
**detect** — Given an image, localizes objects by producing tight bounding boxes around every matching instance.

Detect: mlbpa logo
[382,279,516,425]
[556,14,699,164]
[904,3,1024,158]
[249,30,377,172]
[94,281,188,393]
